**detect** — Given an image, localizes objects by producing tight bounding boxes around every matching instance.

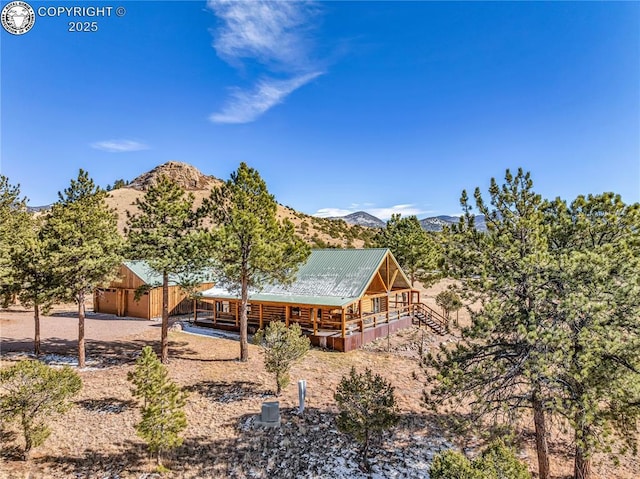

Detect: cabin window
[247,304,252,314]
[291,307,301,317]
[217,301,230,313]
[317,309,322,320]
[372,297,381,313]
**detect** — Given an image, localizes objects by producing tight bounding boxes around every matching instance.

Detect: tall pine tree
[202,163,310,362]
[544,193,640,479]
[45,169,123,368]
[11,215,58,356]
[426,169,554,479]
[126,175,208,363]
[0,176,30,307]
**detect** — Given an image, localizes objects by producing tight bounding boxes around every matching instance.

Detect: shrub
[254,321,310,395]
[429,440,531,479]
[0,360,81,459]
[334,367,399,471]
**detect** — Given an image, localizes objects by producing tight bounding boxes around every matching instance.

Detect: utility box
[258,401,280,427]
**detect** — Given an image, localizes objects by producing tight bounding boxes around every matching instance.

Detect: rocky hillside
[105,162,376,248]
[128,161,221,191]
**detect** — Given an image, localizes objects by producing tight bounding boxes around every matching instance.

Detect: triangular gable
[362,250,411,295]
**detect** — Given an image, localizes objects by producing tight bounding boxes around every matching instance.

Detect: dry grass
[1,289,638,478]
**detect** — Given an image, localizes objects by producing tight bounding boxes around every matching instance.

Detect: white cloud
[210,72,322,124]
[90,140,149,153]
[209,0,319,71]
[207,0,323,124]
[314,207,356,218]
[314,204,434,221]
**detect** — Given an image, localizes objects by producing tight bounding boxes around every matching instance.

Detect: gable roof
[124,260,215,287]
[201,248,411,307]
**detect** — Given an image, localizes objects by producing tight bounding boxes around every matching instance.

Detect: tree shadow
[0,336,200,366]
[185,380,273,403]
[75,397,137,414]
[0,428,23,461]
[36,440,148,477]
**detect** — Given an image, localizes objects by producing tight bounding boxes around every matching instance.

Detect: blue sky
[1,0,638,219]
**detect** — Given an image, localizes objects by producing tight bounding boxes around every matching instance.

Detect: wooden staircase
[411,302,448,335]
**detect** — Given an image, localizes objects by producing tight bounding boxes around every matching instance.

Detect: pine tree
[44,170,123,368]
[543,193,640,479]
[426,169,553,479]
[128,346,187,467]
[334,367,399,471]
[374,214,440,286]
[254,321,310,395]
[202,163,310,362]
[10,215,58,356]
[126,175,209,363]
[0,176,30,307]
[0,360,81,459]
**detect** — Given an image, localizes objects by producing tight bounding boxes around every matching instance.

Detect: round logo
[1,1,35,35]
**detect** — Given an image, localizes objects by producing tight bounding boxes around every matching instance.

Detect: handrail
[412,302,448,331]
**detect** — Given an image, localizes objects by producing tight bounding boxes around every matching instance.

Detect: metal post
[298,379,306,414]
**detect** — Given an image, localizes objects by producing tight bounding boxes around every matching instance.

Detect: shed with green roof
[94,261,215,320]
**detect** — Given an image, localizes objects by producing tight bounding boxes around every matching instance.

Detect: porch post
[259,304,263,330]
[341,309,346,338]
[235,301,239,327]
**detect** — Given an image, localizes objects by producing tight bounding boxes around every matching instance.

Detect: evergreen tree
[374,214,440,286]
[254,321,310,395]
[334,367,399,471]
[202,163,310,362]
[44,170,123,368]
[426,169,553,479]
[435,289,463,326]
[0,176,30,307]
[126,175,208,363]
[0,360,81,459]
[10,215,58,356]
[543,193,640,479]
[128,346,187,467]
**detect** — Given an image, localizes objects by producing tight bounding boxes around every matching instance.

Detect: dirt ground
[0,290,638,479]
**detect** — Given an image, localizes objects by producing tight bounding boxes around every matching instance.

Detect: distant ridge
[327,211,488,232]
[328,211,386,228]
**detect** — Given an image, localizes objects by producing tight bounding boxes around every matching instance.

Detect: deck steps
[411,303,448,335]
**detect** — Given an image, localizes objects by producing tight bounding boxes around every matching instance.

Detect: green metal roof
[124,260,215,287]
[201,248,394,307]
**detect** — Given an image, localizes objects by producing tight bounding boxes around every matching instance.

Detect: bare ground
[0,295,638,479]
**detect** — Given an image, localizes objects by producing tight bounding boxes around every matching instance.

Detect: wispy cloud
[90,139,150,153]
[207,0,323,124]
[314,204,434,221]
[210,72,322,124]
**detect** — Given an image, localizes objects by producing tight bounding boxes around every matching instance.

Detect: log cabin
[94,261,215,320]
[198,248,447,352]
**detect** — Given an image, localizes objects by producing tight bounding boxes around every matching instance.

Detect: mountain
[329,211,386,228]
[103,162,376,248]
[419,215,487,232]
[128,161,221,191]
